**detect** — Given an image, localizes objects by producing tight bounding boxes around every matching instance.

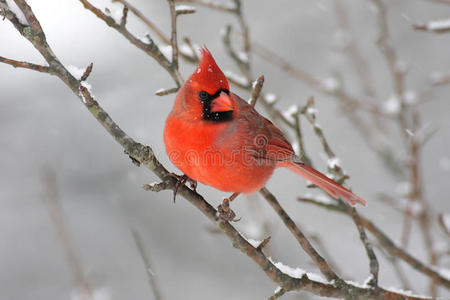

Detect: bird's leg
[169,173,198,202]
[217,192,240,221]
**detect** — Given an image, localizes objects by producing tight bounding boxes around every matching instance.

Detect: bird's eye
[199,91,209,101]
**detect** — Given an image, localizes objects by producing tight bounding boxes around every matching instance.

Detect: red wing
[262,117,295,161]
[232,94,295,162]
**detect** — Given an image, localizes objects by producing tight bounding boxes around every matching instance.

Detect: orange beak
[210,92,233,112]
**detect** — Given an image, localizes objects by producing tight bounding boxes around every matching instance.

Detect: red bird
[164,47,365,219]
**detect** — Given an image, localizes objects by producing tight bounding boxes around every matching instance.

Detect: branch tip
[80,62,93,81]
[120,5,128,27]
[155,87,179,96]
[268,287,286,300]
[249,74,265,107]
[256,236,271,251]
[175,5,196,15]
[143,181,172,192]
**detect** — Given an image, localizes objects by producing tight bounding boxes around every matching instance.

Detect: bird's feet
[217,193,241,222]
[169,173,198,202]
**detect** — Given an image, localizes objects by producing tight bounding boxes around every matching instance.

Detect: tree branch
[298,198,450,288]
[1,0,447,298]
[260,188,343,284]
[78,0,182,86]
[0,56,50,73]
[249,74,264,107]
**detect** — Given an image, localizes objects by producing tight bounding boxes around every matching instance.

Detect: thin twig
[177,0,236,13]
[369,1,438,295]
[167,0,181,82]
[143,181,172,192]
[222,24,251,83]
[300,97,345,181]
[41,169,93,299]
[120,4,128,27]
[268,287,286,300]
[182,37,199,62]
[249,74,264,107]
[80,62,93,81]
[0,3,358,298]
[256,236,271,252]
[307,231,345,278]
[259,188,344,285]
[132,229,163,300]
[292,112,312,165]
[298,199,450,288]
[414,20,450,33]
[155,87,179,96]
[232,0,250,61]
[350,208,379,288]
[0,56,50,73]
[300,97,380,287]
[333,0,375,98]
[1,0,447,298]
[375,242,412,291]
[113,0,170,44]
[253,41,404,177]
[78,0,182,86]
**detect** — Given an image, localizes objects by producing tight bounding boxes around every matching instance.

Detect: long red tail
[278,161,366,206]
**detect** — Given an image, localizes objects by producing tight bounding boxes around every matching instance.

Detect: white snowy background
[1,0,450,299]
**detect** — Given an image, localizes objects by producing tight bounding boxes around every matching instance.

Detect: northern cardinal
[164,47,365,219]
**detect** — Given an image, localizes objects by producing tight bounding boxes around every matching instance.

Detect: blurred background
[1,0,450,299]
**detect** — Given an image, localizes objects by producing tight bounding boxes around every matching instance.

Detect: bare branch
[232,0,250,57]
[222,24,251,82]
[376,242,412,291]
[41,169,93,298]
[1,0,448,298]
[120,4,128,27]
[80,62,93,81]
[350,208,379,288]
[143,181,172,192]
[256,236,271,252]
[333,0,375,98]
[368,2,438,294]
[132,229,164,300]
[438,214,450,236]
[0,3,359,298]
[414,19,450,33]
[370,0,406,101]
[249,74,264,107]
[292,111,312,165]
[182,37,200,62]
[155,87,179,96]
[260,188,343,284]
[300,97,346,181]
[78,0,182,86]
[0,55,50,73]
[177,0,236,13]
[253,41,321,90]
[167,0,180,78]
[299,199,450,288]
[299,98,380,287]
[113,0,170,44]
[175,5,196,15]
[268,287,286,300]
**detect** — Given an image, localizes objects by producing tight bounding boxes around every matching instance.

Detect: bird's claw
[169,173,198,202]
[189,179,198,192]
[217,198,241,222]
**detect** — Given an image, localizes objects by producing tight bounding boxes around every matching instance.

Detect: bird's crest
[188,46,229,94]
